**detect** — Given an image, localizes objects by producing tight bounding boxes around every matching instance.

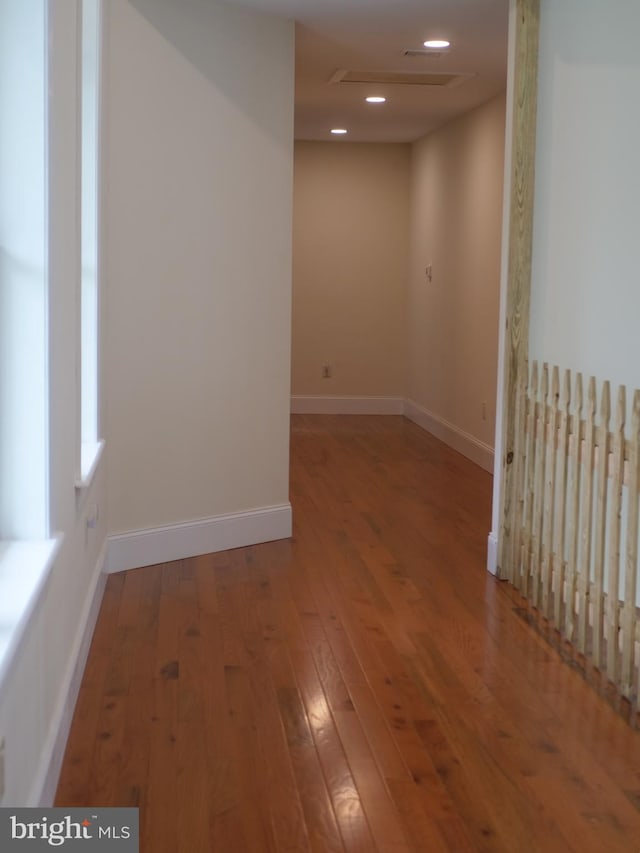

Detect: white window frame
[77,0,104,489]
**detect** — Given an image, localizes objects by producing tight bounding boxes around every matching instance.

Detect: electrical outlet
[0,736,5,801]
[322,365,332,379]
[481,401,487,421]
[425,264,433,282]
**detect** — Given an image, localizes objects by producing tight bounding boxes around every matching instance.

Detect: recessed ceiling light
[424,39,451,49]
[365,96,386,104]
[331,128,348,135]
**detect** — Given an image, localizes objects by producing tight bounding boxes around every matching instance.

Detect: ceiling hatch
[329,69,475,88]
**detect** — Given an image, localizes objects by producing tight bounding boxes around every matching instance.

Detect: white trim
[404,399,494,473]
[486,531,498,576]
[105,503,293,574]
[291,395,404,415]
[29,543,107,806]
[75,439,105,490]
[0,538,62,690]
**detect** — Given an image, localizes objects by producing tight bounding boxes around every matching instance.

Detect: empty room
[2,0,640,851]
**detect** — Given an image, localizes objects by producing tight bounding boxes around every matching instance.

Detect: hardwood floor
[56,415,640,851]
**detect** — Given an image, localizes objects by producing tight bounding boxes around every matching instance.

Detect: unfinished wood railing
[505,362,640,708]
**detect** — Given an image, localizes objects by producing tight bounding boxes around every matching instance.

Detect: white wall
[104,0,294,534]
[1,0,295,805]
[0,0,108,805]
[291,142,409,400]
[406,94,506,469]
[530,0,640,391]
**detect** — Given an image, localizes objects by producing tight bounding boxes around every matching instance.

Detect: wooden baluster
[522,362,539,601]
[592,381,611,669]
[531,364,549,610]
[577,378,597,656]
[621,390,640,700]
[541,367,559,619]
[510,362,529,589]
[605,386,625,685]
[553,370,571,630]
[565,374,583,642]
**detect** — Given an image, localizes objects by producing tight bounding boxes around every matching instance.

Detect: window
[0,0,48,540]
[0,0,59,679]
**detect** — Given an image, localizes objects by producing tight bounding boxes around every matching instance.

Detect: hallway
[56,415,640,851]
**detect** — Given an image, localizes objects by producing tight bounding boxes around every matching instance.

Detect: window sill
[75,439,105,491]
[0,537,62,689]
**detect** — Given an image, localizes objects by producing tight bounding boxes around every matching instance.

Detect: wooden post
[497,0,541,579]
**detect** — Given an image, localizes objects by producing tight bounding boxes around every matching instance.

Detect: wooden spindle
[577,377,597,655]
[565,373,583,643]
[605,386,625,684]
[621,390,640,699]
[523,362,539,601]
[553,370,571,629]
[592,381,611,668]
[541,367,559,619]
[510,362,529,589]
[531,364,549,609]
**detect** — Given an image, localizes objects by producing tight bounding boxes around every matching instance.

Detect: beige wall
[292,102,505,457]
[407,94,506,450]
[292,142,409,398]
[105,0,294,533]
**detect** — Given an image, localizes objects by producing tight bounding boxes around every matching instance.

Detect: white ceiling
[223,0,509,142]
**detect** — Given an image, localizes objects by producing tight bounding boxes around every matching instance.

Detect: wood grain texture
[57,415,640,851]
[498,0,541,580]
[507,364,640,716]
[592,381,611,667]
[552,369,571,628]
[541,365,559,619]
[577,377,597,654]
[565,373,584,642]
[606,387,626,683]
[622,392,640,699]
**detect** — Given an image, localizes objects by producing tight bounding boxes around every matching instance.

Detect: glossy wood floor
[56,415,640,852]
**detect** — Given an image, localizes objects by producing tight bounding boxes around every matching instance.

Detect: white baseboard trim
[31,544,107,806]
[105,503,293,574]
[487,531,498,576]
[291,395,404,415]
[404,399,494,473]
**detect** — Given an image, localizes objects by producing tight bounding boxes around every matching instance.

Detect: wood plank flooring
[56,415,640,851]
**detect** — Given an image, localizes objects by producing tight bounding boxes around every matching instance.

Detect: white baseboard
[487,531,498,576]
[291,395,404,415]
[31,544,107,806]
[404,399,494,473]
[105,503,292,574]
